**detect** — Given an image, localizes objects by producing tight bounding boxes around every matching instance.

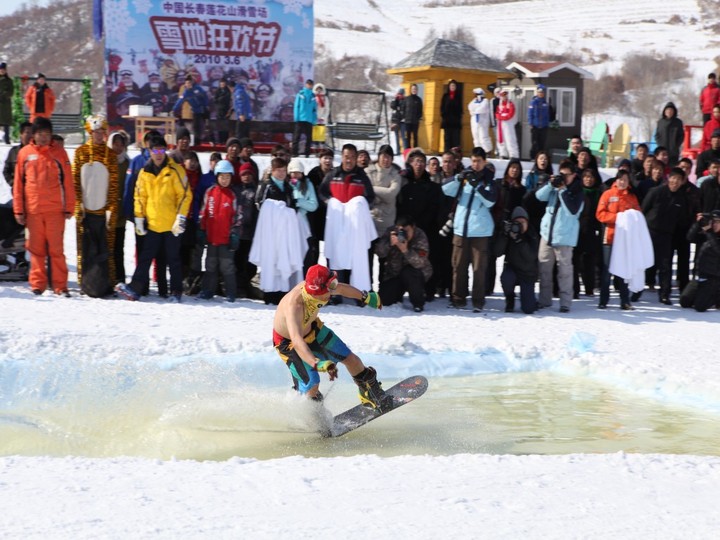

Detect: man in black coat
[641,168,687,304]
[654,102,684,165]
[401,84,423,149]
[494,206,539,314]
[680,210,720,311]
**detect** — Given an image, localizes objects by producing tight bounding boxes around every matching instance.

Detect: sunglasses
[150,148,166,155]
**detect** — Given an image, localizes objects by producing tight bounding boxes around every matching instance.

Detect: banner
[103,0,314,137]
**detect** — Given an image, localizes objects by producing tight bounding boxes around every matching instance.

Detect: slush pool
[1,354,719,461]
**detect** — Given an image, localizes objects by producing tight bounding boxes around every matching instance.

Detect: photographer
[494,207,539,314]
[441,146,497,312]
[535,159,584,313]
[374,215,433,312]
[680,210,720,311]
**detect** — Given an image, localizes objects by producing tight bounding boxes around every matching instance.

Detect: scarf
[316,93,325,108]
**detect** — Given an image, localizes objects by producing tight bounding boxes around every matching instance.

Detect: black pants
[444,127,461,151]
[236,119,249,140]
[672,228,691,292]
[1,124,9,144]
[293,121,312,157]
[130,230,182,295]
[404,123,419,149]
[202,244,237,299]
[378,265,426,309]
[680,278,720,311]
[530,126,548,160]
[80,214,111,297]
[234,238,256,295]
[650,229,673,300]
[114,225,126,284]
[500,266,537,314]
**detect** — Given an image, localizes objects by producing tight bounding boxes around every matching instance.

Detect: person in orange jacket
[24,73,56,122]
[12,117,75,295]
[595,169,641,309]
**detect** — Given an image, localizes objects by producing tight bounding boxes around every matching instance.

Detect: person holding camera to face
[374,215,433,312]
[534,159,584,313]
[493,206,540,313]
[441,146,497,312]
[680,210,720,311]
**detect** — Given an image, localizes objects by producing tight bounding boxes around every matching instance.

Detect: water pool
[1,354,718,461]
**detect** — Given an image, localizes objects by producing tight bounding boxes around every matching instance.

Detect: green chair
[587,121,609,166]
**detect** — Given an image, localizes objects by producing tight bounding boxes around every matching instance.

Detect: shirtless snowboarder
[272,264,391,409]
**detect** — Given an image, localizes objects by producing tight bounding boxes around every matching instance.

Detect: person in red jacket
[700,104,720,152]
[197,159,239,302]
[700,73,720,125]
[595,170,641,310]
[12,117,75,295]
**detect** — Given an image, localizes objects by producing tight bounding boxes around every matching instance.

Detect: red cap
[304,265,337,296]
[239,162,254,177]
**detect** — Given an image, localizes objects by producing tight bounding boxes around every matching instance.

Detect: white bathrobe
[249,199,310,292]
[610,209,655,293]
[324,196,377,291]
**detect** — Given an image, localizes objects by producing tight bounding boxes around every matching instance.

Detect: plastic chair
[587,121,608,166]
[605,123,631,167]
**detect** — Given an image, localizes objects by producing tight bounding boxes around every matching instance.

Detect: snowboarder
[272,264,391,408]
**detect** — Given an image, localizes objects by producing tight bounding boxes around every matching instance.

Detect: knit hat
[397,88,405,95]
[0,63,6,70]
[287,158,304,174]
[239,162,254,177]
[511,206,529,221]
[226,137,241,149]
[304,265,337,296]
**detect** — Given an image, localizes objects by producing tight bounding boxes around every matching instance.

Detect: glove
[196,229,207,245]
[316,360,338,381]
[134,217,147,236]
[229,233,240,252]
[361,290,382,310]
[171,214,187,236]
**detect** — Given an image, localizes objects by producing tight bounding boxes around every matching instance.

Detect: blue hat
[536,84,546,92]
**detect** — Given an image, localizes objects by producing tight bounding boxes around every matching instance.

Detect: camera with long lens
[550,174,565,188]
[439,216,454,237]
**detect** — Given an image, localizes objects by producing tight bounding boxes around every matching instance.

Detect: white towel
[610,209,655,293]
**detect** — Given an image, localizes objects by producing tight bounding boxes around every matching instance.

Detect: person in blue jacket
[528,84,551,160]
[231,79,253,139]
[173,75,209,143]
[535,159,584,313]
[441,146,498,312]
[292,79,317,158]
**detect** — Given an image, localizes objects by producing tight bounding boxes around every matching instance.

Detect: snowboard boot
[353,366,393,411]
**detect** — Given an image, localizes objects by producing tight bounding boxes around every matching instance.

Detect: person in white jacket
[313,83,330,125]
[468,88,493,154]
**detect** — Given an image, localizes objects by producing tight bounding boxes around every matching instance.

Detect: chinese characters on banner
[104,0,314,142]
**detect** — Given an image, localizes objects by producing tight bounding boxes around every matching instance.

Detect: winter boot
[352,366,393,410]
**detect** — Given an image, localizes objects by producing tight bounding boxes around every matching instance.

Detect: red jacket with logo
[199,184,238,245]
[318,165,375,204]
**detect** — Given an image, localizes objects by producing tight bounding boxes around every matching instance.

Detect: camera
[439,217,454,237]
[550,174,565,188]
[460,170,481,187]
[503,220,523,236]
[396,228,407,243]
[700,213,713,226]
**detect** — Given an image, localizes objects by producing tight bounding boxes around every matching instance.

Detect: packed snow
[2,141,720,537]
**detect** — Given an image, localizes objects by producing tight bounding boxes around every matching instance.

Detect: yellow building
[387,39,514,155]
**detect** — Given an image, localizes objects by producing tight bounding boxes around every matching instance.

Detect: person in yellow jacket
[72,114,119,296]
[116,135,191,302]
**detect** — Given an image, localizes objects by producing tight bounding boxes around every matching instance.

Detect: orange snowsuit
[24,83,56,122]
[596,184,640,245]
[13,141,75,292]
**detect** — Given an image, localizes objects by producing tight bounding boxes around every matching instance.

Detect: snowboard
[323,375,428,438]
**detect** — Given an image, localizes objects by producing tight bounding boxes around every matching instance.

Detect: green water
[1,372,718,461]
